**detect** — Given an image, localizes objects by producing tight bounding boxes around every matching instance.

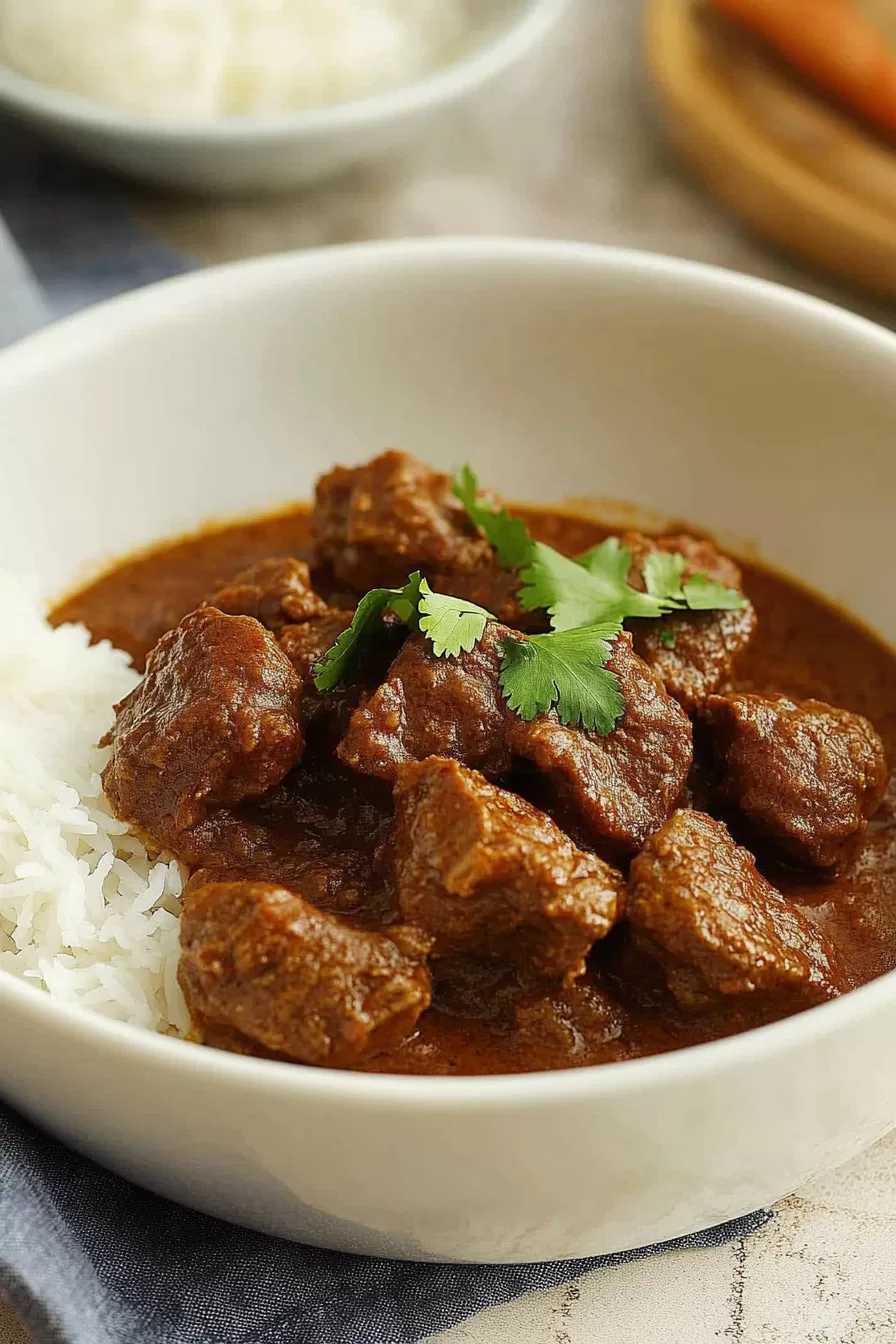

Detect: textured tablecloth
[1,1,895,1340]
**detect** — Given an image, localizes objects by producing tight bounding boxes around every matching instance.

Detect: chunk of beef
[339,623,514,781]
[634,606,757,716]
[207,557,331,633]
[623,532,757,713]
[392,758,622,980]
[311,450,532,625]
[506,632,693,857]
[627,810,846,1010]
[179,881,432,1066]
[313,450,491,591]
[702,693,888,868]
[103,607,304,854]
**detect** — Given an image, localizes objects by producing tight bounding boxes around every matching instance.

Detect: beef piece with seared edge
[702,692,887,867]
[627,809,846,1011]
[103,607,304,855]
[312,449,491,591]
[339,623,515,782]
[312,449,530,624]
[392,757,622,981]
[343,624,692,857]
[208,559,362,738]
[207,557,331,633]
[179,880,432,1066]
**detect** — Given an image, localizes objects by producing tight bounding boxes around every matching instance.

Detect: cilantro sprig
[524,536,745,630]
[520,538,670,630]
[454,464,744,630]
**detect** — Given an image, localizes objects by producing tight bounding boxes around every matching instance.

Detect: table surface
[3,1,896,1339]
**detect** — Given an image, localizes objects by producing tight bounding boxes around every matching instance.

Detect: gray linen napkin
[0,130,773,1344]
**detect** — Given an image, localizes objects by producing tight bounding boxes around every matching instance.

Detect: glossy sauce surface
[53,506,896,1074]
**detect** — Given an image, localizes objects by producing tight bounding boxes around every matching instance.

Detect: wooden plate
[645,0,896,298]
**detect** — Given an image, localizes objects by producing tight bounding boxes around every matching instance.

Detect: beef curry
[52,452,896,1075]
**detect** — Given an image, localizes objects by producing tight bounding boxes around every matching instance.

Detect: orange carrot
[706,0,896,143]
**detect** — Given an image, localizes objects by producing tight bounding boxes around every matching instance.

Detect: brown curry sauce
[52,506,896,1075]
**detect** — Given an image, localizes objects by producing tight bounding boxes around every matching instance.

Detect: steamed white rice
[0,574,188,1033]
[0,0,469,121]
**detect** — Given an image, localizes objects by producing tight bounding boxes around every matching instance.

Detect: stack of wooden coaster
[645,0,896,298]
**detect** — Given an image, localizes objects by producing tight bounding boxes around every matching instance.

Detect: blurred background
[2,0,896,329]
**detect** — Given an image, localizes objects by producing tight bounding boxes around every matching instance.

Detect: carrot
[706,0,896,143]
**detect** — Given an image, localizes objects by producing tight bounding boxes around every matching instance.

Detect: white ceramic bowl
[2,239,896,1263]
[0,0,564,194]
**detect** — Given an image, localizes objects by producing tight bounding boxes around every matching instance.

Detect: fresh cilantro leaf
[417,579,493,657]
[642,550,687,602]
[682,572,747,611]
[577,536,635,585]
[313,572,424,692]
[452,464,534,569]
[520,538,668,630]
[313,589,392,692]
[659,627,677,650]
[452,464,483,520]
[497,624,625,735]
[642,547,745,613]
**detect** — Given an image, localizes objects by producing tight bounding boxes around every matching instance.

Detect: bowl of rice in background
[0,0,565,193]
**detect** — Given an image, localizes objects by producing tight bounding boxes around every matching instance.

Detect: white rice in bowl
[0,573,188,1034]
[0,0,470,121]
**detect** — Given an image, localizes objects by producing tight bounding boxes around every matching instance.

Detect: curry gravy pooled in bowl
[35,449,896,1076]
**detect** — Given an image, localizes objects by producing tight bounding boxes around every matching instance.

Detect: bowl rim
[0,0,566,141]
[3,234,896,1110]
